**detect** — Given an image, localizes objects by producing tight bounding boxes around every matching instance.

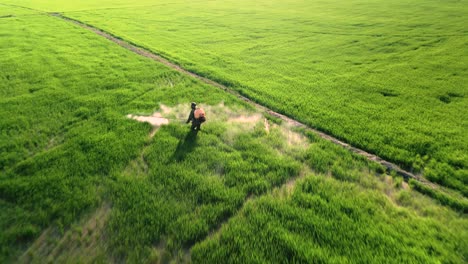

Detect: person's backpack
[194,108,206,123]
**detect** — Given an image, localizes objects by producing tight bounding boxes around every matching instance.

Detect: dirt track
[51,13,442,189]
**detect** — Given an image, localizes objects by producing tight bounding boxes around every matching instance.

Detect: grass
[40,0,465,194]
[0,8,244,261]
[0,0,168,12]
[0,2,467,263]
[192,175,468,263]
[107,121,303,262]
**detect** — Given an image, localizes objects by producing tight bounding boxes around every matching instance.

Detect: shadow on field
[171,130,199,162]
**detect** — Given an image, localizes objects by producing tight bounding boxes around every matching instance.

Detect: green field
[4,0,465,193]
[1,1,467,263]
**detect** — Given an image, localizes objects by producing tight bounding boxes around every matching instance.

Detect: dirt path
[49,13,446,189]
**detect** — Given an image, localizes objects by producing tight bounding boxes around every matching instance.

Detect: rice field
[0,1,467,263]
[54,0,468,193]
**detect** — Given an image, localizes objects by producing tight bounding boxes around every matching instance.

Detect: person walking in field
[186,102,206,131]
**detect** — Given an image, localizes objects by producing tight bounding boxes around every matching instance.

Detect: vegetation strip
[52,13,439,189]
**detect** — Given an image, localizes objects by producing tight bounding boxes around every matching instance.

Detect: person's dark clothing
[187,109,201,131]
[191,120,201,131]
[187,109,195,124]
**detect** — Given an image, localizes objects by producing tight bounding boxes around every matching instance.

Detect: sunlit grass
[49,0,468,193]
[0,3,467,263]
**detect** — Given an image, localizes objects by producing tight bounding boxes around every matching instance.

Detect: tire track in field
[50,13,445,190]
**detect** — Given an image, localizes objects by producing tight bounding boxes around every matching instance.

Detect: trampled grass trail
[50,12,454,197]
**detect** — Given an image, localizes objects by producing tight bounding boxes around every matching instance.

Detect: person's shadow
[171,130,199,162]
